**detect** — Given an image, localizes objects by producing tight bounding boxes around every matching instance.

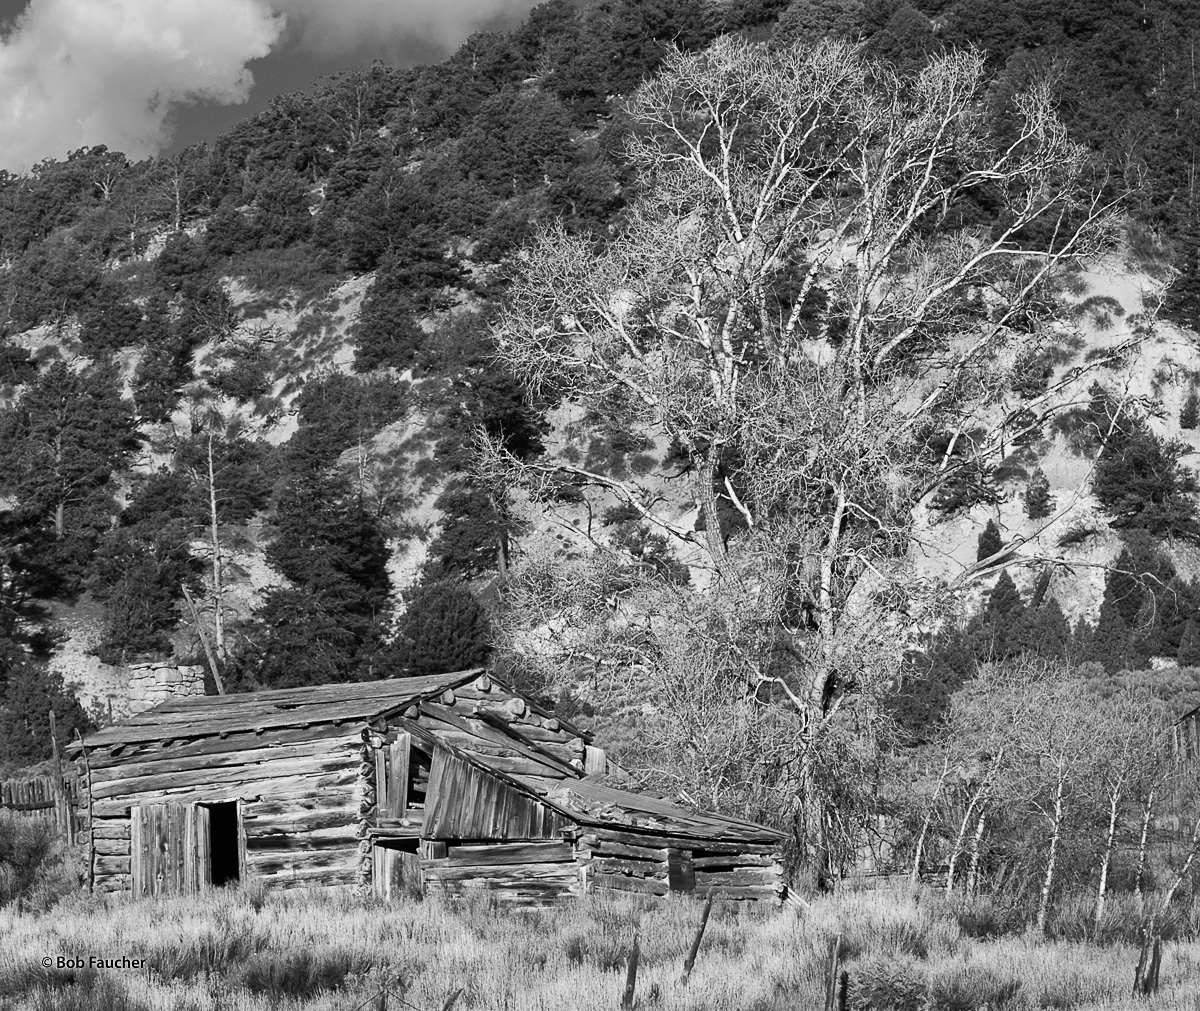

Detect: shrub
[846,956,927,1011]
[1182,388,1200,429]
[0,812,79,909]
[929,965,1023,1011]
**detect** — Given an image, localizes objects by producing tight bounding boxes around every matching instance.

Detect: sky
[0,0,534,172]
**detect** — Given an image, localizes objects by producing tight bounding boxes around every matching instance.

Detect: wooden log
[90,753,359,800]
[691,853,778,868]
[242,806,359,835]
[446,842,573,866]
[250,866,359,886]
[695,867,783,886]
[592,873,669,896]
[245,825,357,849]
[91,819,131,841]
[583,837,669,861]
[94,855,131,875]
[423,862,579,883]
[94,838,129,857]
[91,769,359,818]
[89,737,359,781]
[593,857,664,877]
[590,827,779,855]
[85,720,360,768]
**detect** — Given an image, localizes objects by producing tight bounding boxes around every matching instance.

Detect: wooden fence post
[621,930,640,1011]
[679,891,713,986]
[824,934,842,1011]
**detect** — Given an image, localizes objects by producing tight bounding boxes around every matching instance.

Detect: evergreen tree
[89,520,199,664]
[1178,620,1200,667]
[1069,616,1092,662]
[1182,388,1200,430]
[976,518,1003,562]
[1012,596,1070,658]
[1105,547,1145,627]
[1087,596,1132,673]
[0,362,139,592]
[1129,595,1164,668]
[1025,467,1055,520]
[969,569,1024,660]
[988,569,1023,618]
[1093,416,1200,540]
[239,589,361,689]
[0,645,91,764]
[385,579,492,678]
[266,471,390,626]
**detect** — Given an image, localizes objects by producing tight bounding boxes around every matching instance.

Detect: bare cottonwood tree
[488,36,1117,878]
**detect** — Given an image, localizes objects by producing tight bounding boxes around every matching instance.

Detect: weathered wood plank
[94,855,132,875]
[446,842,572,866]
[92,769,359,818]
[90,753,359,800]
[581,837,668,861]
[87,723,359,769]
[691,853,778,869]
[695,867,783,886]
[591,873,669,896]
[94,838,129,857]
[88,738,359,781]
[92,819,131,841]
[590,827,780,854]
[423,862,578,883]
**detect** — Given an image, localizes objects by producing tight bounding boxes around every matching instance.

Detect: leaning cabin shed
[68,669,785,903]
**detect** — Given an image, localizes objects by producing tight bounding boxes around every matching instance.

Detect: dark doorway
[205,802,241,886]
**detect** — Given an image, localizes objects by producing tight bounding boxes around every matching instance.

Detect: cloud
[0,0,283,171]
[277,0,534,54]
[0,0,534,173]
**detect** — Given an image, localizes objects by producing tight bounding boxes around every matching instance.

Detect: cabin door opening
[202,802,241,886]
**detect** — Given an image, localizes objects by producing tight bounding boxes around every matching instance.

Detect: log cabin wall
[84,723,366,894]
[73,669,787,904]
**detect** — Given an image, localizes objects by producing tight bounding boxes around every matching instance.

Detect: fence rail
[0,775,82,838]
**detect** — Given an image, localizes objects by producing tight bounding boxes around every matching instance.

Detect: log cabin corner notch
[67,668,786,903]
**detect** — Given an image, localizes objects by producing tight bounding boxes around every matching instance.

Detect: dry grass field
[6,885,1200,1011]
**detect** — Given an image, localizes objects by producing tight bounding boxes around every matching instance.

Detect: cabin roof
[71,669,488,751]
[519,776,784,844]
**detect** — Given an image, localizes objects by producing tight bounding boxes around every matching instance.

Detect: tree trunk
[1036,776,1067,933]
[945,788,982,895]
[966,807,987,896]
[697,451,725,561]
[1095,779,1124,930]
[1135,787,1156,901]
[206,433,225,663]
[910,756,949,891]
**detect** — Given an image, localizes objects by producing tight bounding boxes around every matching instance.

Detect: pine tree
[0,645,91,763]
[1182,388,1200,430]
[976,518,1003,562]
[988,569,1023,618]
[1087,597,1132,673]
[1093,416,1200,540]
[386,579,492,677]
[1129,596,1163,668]
[1025,467,1055,520]
[1178,620,1200,667]
[1105,547,1145,627]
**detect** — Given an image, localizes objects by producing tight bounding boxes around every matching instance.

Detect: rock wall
[125,662,206,714]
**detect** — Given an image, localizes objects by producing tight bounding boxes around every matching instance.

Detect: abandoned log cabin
[68,669,785,903]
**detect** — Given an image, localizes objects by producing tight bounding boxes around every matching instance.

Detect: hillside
[1,0,1200,766]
